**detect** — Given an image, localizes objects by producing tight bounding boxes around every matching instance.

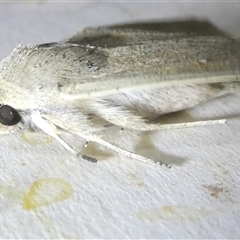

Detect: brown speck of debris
[203,184,228,198]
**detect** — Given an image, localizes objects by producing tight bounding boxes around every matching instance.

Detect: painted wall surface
[0,2,239,238]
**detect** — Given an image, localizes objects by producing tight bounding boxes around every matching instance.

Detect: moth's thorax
[0,46,62,110]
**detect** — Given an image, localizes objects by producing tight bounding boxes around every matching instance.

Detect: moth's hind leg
[93,102,226,131]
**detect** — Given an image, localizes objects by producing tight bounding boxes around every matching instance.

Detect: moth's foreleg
[31,112,97,163]
[31,112,79,154]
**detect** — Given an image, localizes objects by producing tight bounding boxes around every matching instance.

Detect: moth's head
[0,76,23,131]
[0,48,26,131]
[0,104,23,134]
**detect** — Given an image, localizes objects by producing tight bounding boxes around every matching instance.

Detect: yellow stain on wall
[21,131,53,145]
[137,205,226,222]
[22,178,73,210]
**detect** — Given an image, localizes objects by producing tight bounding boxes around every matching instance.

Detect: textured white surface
[0,2,240,239]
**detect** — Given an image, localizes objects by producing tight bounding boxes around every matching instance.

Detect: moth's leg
[77,132,172,168]
[31,112,97,163]
[94,104,226,131]
[154,119,226,130]
[31,112,78,154]
[40,111,171,168]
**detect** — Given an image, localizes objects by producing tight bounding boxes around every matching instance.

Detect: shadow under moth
[0,21,239,168]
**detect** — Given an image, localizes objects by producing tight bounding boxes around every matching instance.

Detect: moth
[0,21,239,168]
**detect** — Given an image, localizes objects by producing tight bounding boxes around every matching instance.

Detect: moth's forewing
[60,33,240,99]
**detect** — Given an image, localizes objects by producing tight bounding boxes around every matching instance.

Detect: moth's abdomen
[105,82,238,118]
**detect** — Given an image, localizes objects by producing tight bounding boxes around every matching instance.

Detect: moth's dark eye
[0,105,21,126]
